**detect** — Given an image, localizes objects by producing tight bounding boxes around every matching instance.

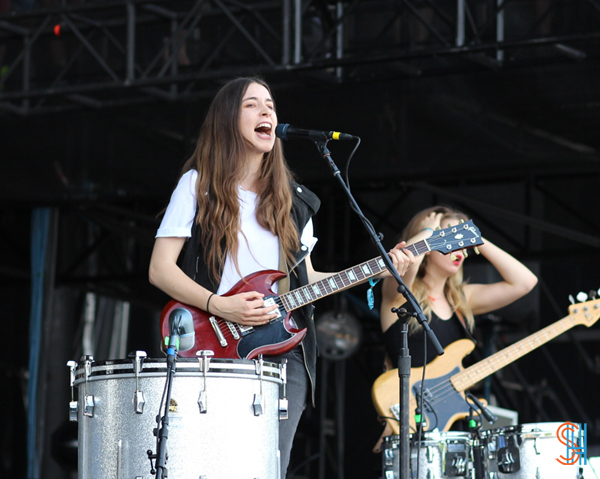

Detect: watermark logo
[556,422,587,466]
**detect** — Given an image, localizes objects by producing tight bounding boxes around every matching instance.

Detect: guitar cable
[413,331,428,479]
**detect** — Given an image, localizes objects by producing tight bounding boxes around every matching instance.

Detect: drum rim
[480,421,567,439]
[382,430,473,445]
[73,357,283,383]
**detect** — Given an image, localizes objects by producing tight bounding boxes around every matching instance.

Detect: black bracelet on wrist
[206,292,216,314]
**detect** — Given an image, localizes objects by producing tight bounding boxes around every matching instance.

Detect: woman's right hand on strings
[209,292,280,326]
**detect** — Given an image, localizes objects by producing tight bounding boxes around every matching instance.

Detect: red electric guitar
[160,220,483,359]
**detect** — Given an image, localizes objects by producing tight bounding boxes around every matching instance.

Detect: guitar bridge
[225,320,240,340]
[209,316,228,347]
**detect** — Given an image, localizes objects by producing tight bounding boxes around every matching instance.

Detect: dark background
[1,0,600,478]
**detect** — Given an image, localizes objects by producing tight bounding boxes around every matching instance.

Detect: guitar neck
[280,238,431,313]
[451,313,578,392]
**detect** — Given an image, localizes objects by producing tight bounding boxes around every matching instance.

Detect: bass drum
[480,422,594,478]
[382,431,474,479]
[73,355,284,479]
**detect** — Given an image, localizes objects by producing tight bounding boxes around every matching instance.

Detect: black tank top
[383,311,470,368]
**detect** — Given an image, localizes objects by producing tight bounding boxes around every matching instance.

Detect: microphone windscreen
[169,308,195,351]
[179,331,195,351]
[275,123,288,139]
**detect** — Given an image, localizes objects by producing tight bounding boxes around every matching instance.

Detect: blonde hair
[181,77,299,284]
[400,206,475,333]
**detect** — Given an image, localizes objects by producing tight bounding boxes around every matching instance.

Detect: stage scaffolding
[1,0,600,114]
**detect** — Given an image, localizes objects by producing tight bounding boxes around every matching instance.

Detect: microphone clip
[466,392,498,425]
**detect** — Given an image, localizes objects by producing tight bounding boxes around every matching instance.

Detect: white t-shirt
[156,169,317,294]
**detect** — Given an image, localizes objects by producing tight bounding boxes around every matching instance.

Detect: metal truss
[1,0,600,114]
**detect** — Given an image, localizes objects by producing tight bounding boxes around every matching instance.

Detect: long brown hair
[400,205,475,332]
[181,77,299,284]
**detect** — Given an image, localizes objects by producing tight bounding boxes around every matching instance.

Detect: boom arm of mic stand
[313,141,444,355]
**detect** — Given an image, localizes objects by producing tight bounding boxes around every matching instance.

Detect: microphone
[467,393,498,424]
[275,123,355,142]
[166,308,195,362]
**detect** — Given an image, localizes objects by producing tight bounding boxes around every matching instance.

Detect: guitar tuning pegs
[473,247,480,255]
[462,249,468,258]
[459,219,465,224]
[434,226,441,231]
[450,254,458,261]
[568,294,575,305]
[590,290,598,300]
[576,292,588,303]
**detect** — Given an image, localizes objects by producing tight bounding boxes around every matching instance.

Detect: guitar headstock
[427,219,484,257]
[568,290,600,327]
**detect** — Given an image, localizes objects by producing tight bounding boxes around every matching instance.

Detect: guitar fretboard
[451,314,578,392]
[280,238,430,312]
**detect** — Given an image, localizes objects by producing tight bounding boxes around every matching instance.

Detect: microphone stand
[313,140,444,479]
[152,343,178,479]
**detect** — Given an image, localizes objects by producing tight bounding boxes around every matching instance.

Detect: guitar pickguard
[412,366,469,431]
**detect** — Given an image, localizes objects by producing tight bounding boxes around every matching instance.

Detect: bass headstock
[568,290,600,327]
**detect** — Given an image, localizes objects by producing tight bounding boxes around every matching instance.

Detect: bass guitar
[161,220,483,359]
[372,296,600,433]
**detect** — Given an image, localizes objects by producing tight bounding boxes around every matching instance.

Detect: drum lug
[426,445,434,463]
[198,390,207,414]
[279,359,288,420]
[533,437,540,455]
[131,351,147,414]
[81,355,94,381]
[449,454,466,476]
[197,350,214,414]
[83,394,95,417]
[497,447,518,473]
[67,360,78,388]
[254,355,264,416]
[133,390,145,414]
[80,355,95,417]
[69,400,78,422]
[279,398,288,420]
[384,447,395,466]
[197,350,214,373]
[66,360,78,422]
[253,393,264,416]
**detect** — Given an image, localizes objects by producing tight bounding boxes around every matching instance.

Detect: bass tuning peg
[473,247,480,255]
[576,291,588,303]
[462,249,468,258]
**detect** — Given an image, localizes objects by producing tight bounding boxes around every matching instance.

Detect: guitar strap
[455,309,477,344]
[277,240,290,294]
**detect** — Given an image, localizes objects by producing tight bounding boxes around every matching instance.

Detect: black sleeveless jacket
[179,182,321,403]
